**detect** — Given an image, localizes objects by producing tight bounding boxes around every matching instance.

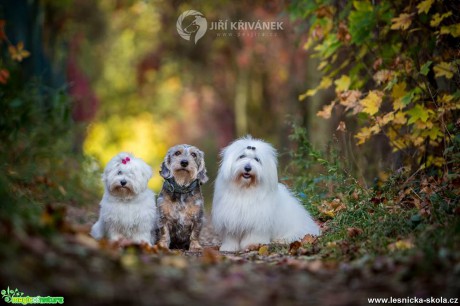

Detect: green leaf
[407,104,431,124]
[420,61,432,75]
[349,5,376,45]
[401,90,415,106]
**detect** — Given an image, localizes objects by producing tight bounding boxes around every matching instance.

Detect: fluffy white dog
[90,152,158,246]
[212,136,320,252]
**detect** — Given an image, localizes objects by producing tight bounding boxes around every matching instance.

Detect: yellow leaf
[376,112,394,126]
[299,89,317,101]
[416,0,434,14]
[391,82,407,99]
[427,156,445,167]
[334,75,351,92]
[430,12,452,27]
[8,41,31,62]
[355,127,372,145]
[258,245,269,256]
[433,62,454,79]
[438,94,453,104]
[440,24,460,37]
[423,126,444,140]
[360,90,383,116]
[319,76,333,89]
[299,77,333,101]
[393,111,407,124]
[317,103,335,119]
[388,239,414,251]
[391,13,413,30]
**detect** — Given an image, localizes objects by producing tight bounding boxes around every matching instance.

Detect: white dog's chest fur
[213,184,276,235]
[99,190,157,241]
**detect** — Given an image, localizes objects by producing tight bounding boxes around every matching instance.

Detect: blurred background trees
[1,0,458,208]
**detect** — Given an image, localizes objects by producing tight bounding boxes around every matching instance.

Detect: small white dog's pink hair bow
[121,157,131,164]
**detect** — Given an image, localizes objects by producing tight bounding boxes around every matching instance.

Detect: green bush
[289,124,460,261]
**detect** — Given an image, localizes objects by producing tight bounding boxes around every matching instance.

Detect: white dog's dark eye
[191,152,197,158]
[238,154,246,159]
[174,151,181,156]
[254,157,260,163]
[117,170,122,175]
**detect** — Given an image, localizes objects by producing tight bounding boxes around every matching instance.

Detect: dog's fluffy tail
[272,183,320,242]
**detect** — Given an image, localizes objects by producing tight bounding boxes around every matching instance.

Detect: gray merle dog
[157,144,208,250]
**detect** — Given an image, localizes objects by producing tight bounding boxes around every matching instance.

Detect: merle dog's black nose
[244,165,252,172]
[120,179,127,186]
[181,160,189,167]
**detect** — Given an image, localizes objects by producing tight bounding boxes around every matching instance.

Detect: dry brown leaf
[202,247,222,264]
[288,241,301,255]
[347,227,363,238]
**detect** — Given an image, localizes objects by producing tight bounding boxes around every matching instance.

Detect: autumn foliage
[291,0,459,171]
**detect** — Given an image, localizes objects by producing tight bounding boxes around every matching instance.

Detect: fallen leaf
[302,235,316,244]
[347,227,363,238]
[288,241,301,255]
[161,256,188,269]
[388,239,414,251]
[258,245,269,256]
[202,247,222,264]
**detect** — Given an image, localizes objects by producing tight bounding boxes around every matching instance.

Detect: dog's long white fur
[90,152,158,245]
[212,136,320,252]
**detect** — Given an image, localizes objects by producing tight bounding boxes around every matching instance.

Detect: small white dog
[212,136,320,252]
[90,152,158,246]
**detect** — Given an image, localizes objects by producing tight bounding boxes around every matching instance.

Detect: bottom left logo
[1,287,64,305]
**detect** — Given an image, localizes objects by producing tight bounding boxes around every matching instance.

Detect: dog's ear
[141,163,153,181]
[197,168,208,184]
[159,161,171,179]
[196,150,208,184]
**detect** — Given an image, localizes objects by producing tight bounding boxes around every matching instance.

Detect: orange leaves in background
[0,19,6,40]
[0,69,10,84]
[317,103,335,119]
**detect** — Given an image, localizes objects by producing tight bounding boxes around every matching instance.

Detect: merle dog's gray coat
[157,144,208,250]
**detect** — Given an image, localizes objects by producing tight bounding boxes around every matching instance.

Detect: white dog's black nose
[181,160,189,167]
[120,179,127,186]
[244,165,252,172]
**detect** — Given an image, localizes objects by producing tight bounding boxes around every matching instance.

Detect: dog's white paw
[219,236,240,252]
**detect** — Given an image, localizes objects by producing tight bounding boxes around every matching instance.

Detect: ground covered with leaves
[1,195,459,306]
